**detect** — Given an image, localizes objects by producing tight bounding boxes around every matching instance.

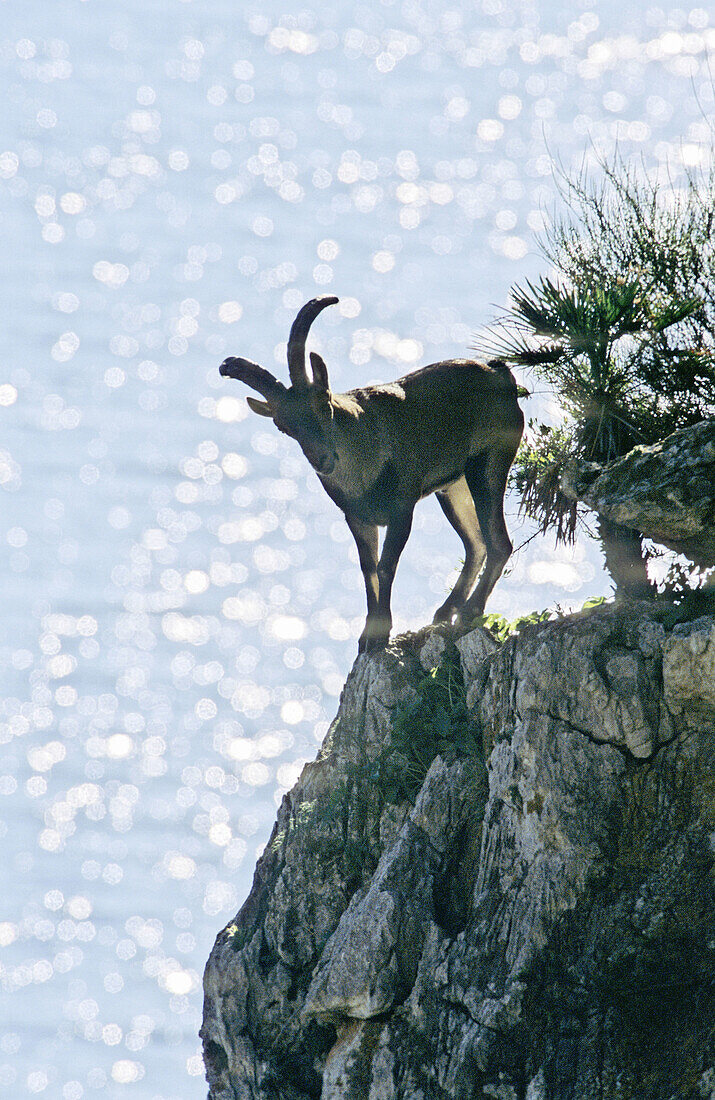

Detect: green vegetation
[509,422,580,543]
[471,595,607,642]
[307,649,479,886]
[224,921,251,953]
[476,150,715,596]
[330,648,477,810]
[386,648,477,801]
[473,606,562,642]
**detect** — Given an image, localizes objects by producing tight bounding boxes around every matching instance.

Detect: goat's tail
[487,358,531,399]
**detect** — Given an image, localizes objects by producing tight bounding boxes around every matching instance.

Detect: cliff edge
[201,598,715,1100]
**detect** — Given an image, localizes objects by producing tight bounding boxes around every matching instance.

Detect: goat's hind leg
[458,448,515,623]
[433,477,486,624]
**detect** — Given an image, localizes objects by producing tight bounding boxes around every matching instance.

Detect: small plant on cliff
[473,602,588,643]
[476,150,715,596]
[315,650,476,823]
[386,649,477,802]
[307,650,478,889]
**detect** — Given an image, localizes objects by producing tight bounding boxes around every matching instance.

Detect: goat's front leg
[345,515,380,654]
[366,503,414,652]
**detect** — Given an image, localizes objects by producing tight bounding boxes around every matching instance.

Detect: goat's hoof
[358,615,392,654]
[358,631,390,654]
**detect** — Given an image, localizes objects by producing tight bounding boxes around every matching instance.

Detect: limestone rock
[303,755,482,1025]
[561,419,715,565]
[202,603,715,1100]
[663,615,715,723]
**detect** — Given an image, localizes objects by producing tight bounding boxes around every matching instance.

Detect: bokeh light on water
[1,0,712,1094]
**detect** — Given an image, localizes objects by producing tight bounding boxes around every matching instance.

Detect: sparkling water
[1,1,710,1095]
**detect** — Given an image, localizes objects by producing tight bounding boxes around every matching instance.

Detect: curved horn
[287,296,339,388]
[220,357,285,400]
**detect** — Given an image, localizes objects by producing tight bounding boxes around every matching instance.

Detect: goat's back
[351,357,520,436]
[333,358,523,503]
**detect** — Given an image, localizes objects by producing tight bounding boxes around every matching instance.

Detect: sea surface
[0,0,710,1095]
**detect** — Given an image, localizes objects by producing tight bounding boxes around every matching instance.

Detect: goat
[219,296,524,652]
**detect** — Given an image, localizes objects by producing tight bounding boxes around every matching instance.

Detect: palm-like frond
[477,274,702,432]
[509,423,581,543]
[489,149,715,571]
[511,278,647,344]
[509,277,698,354]
[481,276,700,366]
[646,295,702,332]
[472,318,565,367]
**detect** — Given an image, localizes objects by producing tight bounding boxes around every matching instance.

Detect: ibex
[219,296,524,652]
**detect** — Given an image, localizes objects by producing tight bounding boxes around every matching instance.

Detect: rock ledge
[202,603,715,1100]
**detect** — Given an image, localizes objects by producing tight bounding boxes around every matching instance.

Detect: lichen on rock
[561,419,715,567]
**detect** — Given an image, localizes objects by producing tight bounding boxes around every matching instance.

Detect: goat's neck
[325,394,382,498]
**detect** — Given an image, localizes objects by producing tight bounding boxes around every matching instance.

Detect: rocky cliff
[201,597,715,1100]
[561,419,715,568]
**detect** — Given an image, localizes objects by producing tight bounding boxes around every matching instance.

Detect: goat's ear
[246,396,274,418]
[309,352,330,393]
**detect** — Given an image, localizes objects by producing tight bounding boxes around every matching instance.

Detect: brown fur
[220,298,524,652]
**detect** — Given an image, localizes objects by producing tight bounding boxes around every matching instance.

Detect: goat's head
[220,296,339,475]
